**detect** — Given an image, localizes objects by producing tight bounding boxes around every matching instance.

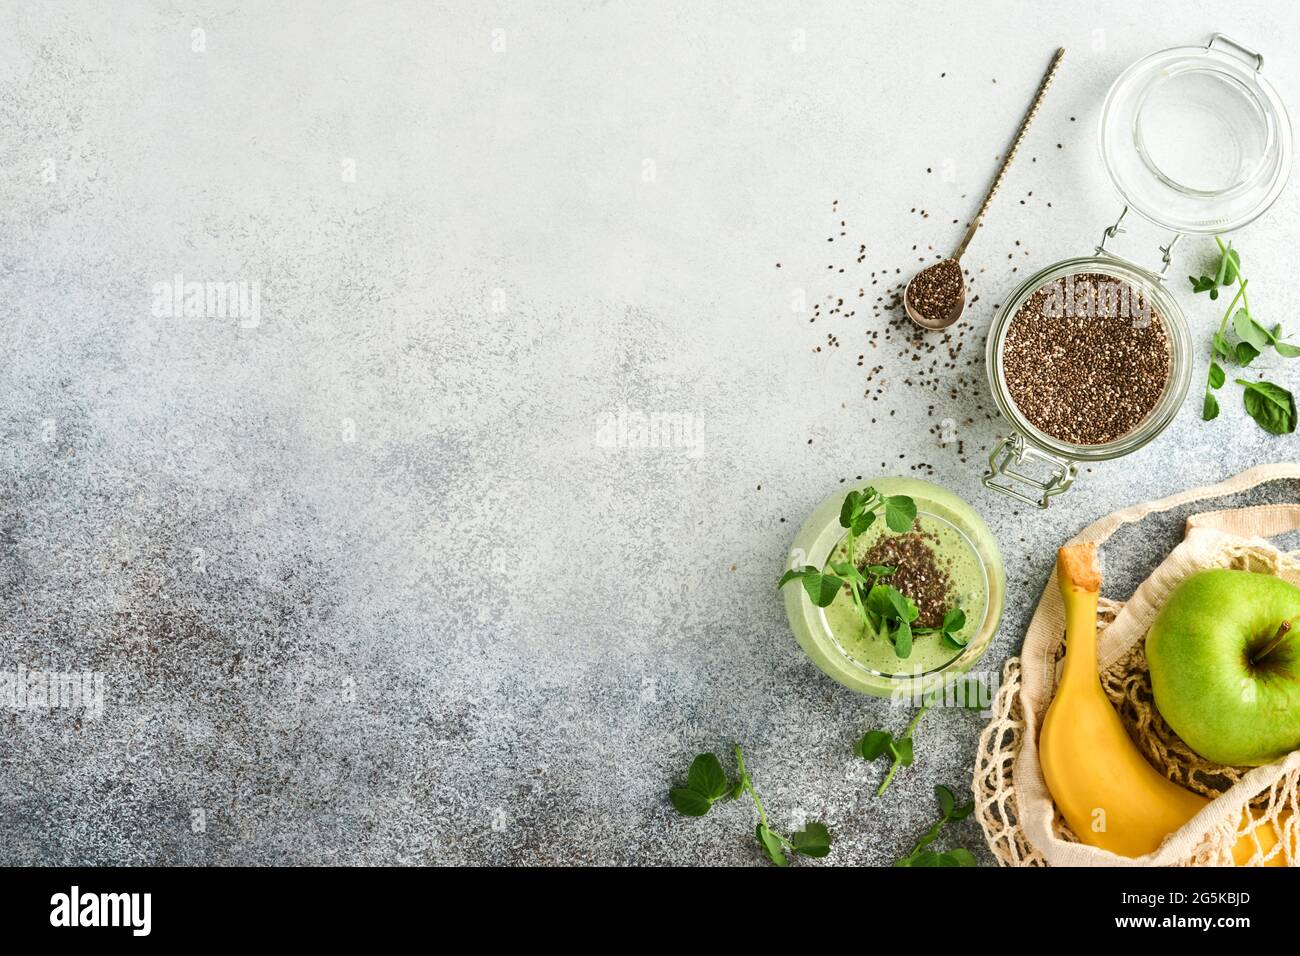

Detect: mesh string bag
[973,464,1300,866]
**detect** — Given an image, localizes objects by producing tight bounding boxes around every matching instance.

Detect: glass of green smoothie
[783,478,1004,698]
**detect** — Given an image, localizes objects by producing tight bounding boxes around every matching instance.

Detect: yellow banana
[1039,544,1286,864]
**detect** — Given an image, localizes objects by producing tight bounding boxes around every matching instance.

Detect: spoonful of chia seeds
[905,47,1066,331]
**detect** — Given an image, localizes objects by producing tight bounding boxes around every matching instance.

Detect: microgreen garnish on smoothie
[835,488,918,640]
[668,746,832,866]
[775,567,844,607]
[782,489,972,662]
[781,488,935,658]
[914,607,968,647]
[1191,239,1298,427]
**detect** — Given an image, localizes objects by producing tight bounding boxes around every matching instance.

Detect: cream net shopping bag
[974,463,1300,866]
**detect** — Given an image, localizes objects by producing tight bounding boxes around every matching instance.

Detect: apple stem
[1251,619,1293,666]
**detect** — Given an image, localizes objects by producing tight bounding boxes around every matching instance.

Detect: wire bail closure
[982,434,1078,509]
[1095,206,1183,280]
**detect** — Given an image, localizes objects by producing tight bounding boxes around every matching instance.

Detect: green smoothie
[819,512,988,676]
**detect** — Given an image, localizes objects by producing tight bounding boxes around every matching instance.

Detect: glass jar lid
[1099,34,1292,235]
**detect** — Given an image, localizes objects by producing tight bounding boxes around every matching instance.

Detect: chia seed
[905,257,963,327]
[1002,272,1170,446]
[861,531,954,629]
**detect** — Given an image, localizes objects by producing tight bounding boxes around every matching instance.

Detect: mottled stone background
[3,2,1299,865]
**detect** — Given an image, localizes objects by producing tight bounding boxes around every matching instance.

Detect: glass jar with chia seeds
[983,34,1292,507]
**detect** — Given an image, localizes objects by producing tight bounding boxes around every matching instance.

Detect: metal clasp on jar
[983,434,1078,509]
[1095,206,1183,280]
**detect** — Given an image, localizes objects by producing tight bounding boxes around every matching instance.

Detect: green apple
[1147,568,1300,766]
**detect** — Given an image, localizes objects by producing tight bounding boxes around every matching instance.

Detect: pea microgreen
[894,785,978,867]
[1192,239,1297,430]
[913,607,968,647]
[669,745,832,866]
[859,692,933,796]
[1236,378,1296,435]
[863,691,935,796]
[858,679,988,795]
[779,489,965,660]
[776,567,844,606]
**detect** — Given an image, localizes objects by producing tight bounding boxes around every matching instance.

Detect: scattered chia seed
[1002,272,1170,445]
[772,191,1059,451]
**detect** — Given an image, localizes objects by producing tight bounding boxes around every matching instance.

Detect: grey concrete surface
[3,1,1300,866]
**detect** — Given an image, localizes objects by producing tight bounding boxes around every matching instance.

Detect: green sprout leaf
[938,608,968,647]
[777,567,845,608]
[1211,244,1232,286]
[874,585,916,623]
[789,822,832,858]
[858,730,892,760]
[1203,391,1220,421]
[776,568,804,589]
[849,511,875,535]
[1237,379,1297,435]
[864,584,894,620]
[894,784,979,866]
[883,495,917,533]
[672,746,832,867]
[896,850,935,867]
[1222,246,1242,283]
[669,787,712,816]
[669,750,738,817]
[686,753,730,801]
[838,490,863,528]
[1211,240,1241,285]
[893,618,912,658]
[936,784,955,816]
[756,824,789,867]
[1234,308,1271,350]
